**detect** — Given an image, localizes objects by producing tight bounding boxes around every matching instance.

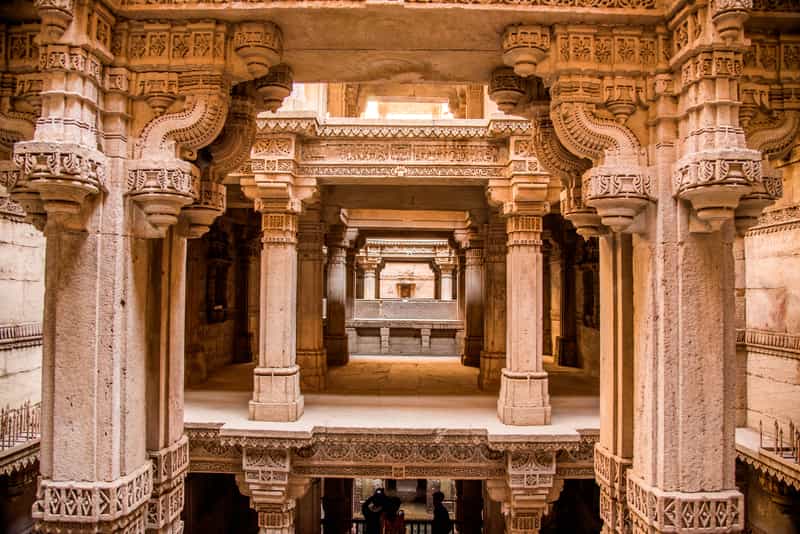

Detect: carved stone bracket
[233,22,284,79]
[12,141,107,229]
[626,473,744,534]
[502,25,551,78]
[34,0,75,43]
[129,74,230,237]
[551,100,652,233]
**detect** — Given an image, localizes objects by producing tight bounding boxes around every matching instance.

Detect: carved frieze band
[746,206,800,235]
[256,118,531,139]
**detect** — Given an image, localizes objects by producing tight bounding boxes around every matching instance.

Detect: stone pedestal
[250,211,304,422]
[480,215,506,391]
[462,245,484,368]
[297,211,326,392]
[498,214,551,425]
[325,227,350,366]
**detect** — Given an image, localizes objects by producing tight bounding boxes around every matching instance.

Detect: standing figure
[382,496,406,534]
[362,488,386,534]
[432,491,453,534]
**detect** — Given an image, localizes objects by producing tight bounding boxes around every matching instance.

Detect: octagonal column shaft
[296,210,326,392]
[250,210,304,422]
[497,214,551,425]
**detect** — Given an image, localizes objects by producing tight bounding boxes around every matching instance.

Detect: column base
[595,444,632,534]
[250,366,304,422]
[324,335,349,366]
[479,351,504,391]
[626,473,744,534]
[297,348,327,392]
[33,461,153,533]
[462,336,483,367]
[497,369,551,425]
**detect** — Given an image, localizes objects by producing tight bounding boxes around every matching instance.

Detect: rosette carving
[551,101,651,232]
[129,75,230,236]
[736,109,800,233]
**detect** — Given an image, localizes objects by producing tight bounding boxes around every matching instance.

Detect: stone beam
[324,185,488,211]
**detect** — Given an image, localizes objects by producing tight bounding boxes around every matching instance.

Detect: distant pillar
[462,233,484,368]
[296,209,327,392]
[325,226,350,366]
[436,257,456,301]
[323,479,353,534]
[480,215,506,391]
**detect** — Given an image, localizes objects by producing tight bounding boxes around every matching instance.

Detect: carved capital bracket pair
[237,447,311,533]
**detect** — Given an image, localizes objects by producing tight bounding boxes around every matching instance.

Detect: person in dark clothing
[362,488,386,534]
[431,491,453,534]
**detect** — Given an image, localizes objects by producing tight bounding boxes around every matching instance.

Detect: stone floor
[185,356,601,438]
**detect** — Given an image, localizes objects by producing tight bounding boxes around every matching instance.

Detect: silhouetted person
[432,491,453,534]
[382,496,405,534]
[362,488,386,534]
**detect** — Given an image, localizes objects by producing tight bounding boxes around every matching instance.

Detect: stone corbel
[241,448,302,532]
[737,107,800,233]
[502,25,551,78]
[255,64,294,112]
[233,22,284,79]
[529,113,601,237]
[128,74,230,237]
[503,450,557,533]
[182,85,258,238]
[34,0,74,43]
[551,100,652,233]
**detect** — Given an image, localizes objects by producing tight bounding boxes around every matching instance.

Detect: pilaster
[435,256,457,301]
[357,255,380,301]
[498,213,551,425]
[296,209,326,392]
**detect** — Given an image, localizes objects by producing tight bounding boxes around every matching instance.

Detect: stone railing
[354,299,458,321]
[0,400,41,451]
[758,419,800,466]
[0,322,43,351]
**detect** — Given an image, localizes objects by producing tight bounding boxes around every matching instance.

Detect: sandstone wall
[0,217,44,407]
[742,147,800,433]
[378,262,435,299]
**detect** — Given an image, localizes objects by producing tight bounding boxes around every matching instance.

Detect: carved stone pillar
[436,257,456,301]
[250,208,304,422]
[359,257,379,300]
[322,478,353,534]
[144,228,191,534]
[456,480,483,534]
[297,209,326,392]
[498,214,551,425]
[480,215,507,391]
[247,236,262,360]
[623,5,750,533]
[296,478,321,534]
[548,241,563,361]
[234,227,256,364]
[483,481,506,534]
[33,194,153,533]
[325,226,350,366]
[462,237,484,368]
[595,233,634,534]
